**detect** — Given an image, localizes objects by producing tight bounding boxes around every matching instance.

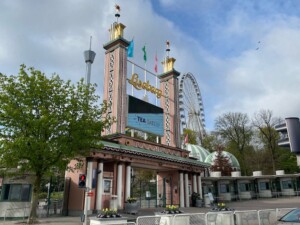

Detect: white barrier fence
[103,223,136,225]
[136,208,296,225]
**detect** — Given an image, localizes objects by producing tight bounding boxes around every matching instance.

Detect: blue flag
[127,39,134,58]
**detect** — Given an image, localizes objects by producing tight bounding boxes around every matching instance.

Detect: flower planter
[90,217,127,225]
[124,202,139,214]
[196,199,203,207]
[211,203,234,211]
[191,192,201,207]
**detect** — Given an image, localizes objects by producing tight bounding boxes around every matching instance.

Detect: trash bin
[204,194,210,207]
[110,195,118,209]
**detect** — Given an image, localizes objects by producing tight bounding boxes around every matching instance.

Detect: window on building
[103,179,112,194]
[282,180,293,189]
[259,182,270,190]
[239,183,251,192]
[1,184,31,202]
[220,184,229,193]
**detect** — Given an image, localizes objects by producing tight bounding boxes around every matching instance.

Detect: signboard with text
[127,95,164,136]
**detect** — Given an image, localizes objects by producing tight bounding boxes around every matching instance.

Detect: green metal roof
[99,141,210,168]
[204,151,240,169]
[183,144,210,162]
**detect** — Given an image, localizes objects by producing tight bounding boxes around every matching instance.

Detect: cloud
[1,0,300,132]
[214,19,300,122]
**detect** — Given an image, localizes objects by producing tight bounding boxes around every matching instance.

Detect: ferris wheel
[179,72,206,144]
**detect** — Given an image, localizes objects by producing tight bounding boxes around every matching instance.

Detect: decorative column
[179,172,184,208]
[184,173,190,207]
[103,21,129,135]
[86,160,93,212]
[117,163,123,209]
[198,174,203,199]
[159,56,181,147]
[96,161,104,210]
[193,174,197,193]
[125,164,131,200]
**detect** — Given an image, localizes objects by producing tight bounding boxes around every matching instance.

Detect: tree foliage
[210,146,233,176]
[0,65,111,223]
[213,110,299,175]
[201,132,224,152]
[252,109,282,174]
[276,147,300,174]
[182,128,198,145]
[215,112,252,175]
[215,112,252,153]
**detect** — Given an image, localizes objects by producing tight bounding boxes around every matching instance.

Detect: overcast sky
[1,0,300,131]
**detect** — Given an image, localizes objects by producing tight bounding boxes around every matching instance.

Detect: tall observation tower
[84,37,96,85]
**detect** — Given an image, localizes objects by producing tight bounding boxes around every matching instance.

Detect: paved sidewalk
[2,196,299,225]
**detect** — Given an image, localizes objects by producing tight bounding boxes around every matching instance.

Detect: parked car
[278,208,300,224]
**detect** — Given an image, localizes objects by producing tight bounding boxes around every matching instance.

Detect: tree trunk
[27,175,42,224]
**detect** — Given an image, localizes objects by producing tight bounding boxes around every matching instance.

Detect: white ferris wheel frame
[179,72,206,144]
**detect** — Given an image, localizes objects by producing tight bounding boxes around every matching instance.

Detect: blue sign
[127,95,164,136]
[127,113,164,136]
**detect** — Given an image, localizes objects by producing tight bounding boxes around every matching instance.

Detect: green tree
[210,146,233,176]
[201,132,224,152]
[182,129,198,145]
[252,109,283,174]
[276,147,300,174]
[215,112,253,175]
[0,65,111,224]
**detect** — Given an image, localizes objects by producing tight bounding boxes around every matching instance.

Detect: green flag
[142,45,147,62]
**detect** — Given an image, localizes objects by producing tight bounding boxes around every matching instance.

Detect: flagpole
[131,63,134,96]
[165,40,170,71]
[142,44,147,99]
[144,46,147,98]
[131,61,135,138]
[155,76,158,106]
[155,51,158,106]
[156,69,159,143]
[144,62,146,97]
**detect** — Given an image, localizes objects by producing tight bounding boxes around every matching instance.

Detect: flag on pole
[154,52,158,73]
[142,45,147,62]
[184,134,189,144]
[127,39,134,58]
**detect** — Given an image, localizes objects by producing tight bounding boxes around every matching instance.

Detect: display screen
[127,95,164,136]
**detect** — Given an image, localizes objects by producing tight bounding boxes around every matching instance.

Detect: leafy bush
[51,192,63,199]
[38,192,48,199]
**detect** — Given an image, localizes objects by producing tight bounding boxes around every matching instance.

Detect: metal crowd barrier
[136,207,296,225]
[105,223,136,225]
[205,211,234,225]
[174,213,205,225]
[136,215,172,225]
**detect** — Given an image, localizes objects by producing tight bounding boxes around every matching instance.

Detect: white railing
[136,208,295,225]
[105,223,136,225]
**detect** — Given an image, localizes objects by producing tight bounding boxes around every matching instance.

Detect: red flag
[154,52,158,73]
[184,134,188,144]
